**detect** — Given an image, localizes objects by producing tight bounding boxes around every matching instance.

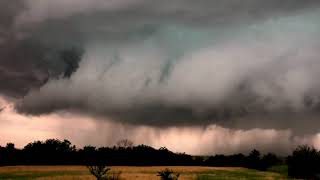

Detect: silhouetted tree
[80,145,98,164]
[246,149,262,170]
[261,153,282,170]
[5,143,15,150]
[287,145,320,179]
[23,139,77,165]
[116,139,134,149]
[1,143,20,165]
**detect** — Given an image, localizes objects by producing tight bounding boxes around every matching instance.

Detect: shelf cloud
[1,0,320,134]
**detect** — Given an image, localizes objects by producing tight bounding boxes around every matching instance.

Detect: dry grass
[0,166,87,173]
[0,166,242,173]
[0,166,282,180]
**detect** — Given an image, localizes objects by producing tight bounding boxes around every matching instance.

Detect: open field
[0,166,286,180]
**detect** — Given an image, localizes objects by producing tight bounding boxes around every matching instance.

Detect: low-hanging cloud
[1,0,320,133]
[1,97,319,155]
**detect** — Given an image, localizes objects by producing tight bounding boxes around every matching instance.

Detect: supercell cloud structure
[1,0,320,134]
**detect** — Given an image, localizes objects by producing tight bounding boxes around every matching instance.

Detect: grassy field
[0,166,286,180]
[267,165,288,177]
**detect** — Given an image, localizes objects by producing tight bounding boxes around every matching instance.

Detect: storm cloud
[1,0,320,133]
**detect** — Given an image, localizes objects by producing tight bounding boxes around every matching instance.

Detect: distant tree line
[0,139,319,179]
[0,139,194,166]
[203,149,282,171]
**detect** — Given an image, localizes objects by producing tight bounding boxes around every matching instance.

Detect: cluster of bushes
[1,139,320,179]
[287,145,320,179]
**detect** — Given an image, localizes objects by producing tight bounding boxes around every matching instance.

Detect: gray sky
[1,0,320,154]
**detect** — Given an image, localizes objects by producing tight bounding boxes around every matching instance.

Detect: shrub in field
[87,165,122,180]
[87,165,111,180]
[157,168,180,180]
[287,145,320,179]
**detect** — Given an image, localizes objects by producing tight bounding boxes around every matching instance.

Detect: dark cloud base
[1,0,320,132]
